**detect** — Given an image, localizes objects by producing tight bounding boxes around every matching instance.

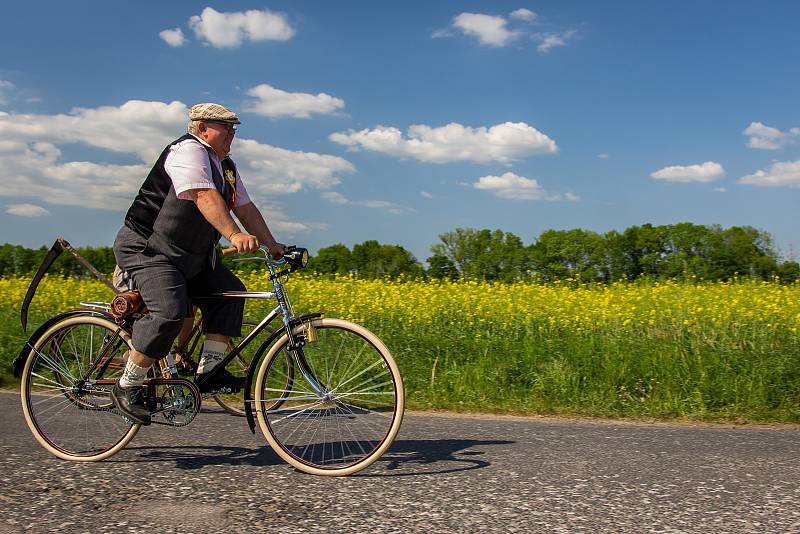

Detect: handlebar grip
[222,247,238,255]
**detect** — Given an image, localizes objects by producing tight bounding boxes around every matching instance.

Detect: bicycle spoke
[256,321,403,474]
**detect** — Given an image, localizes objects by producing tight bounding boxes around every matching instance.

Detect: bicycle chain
[95,391,234,427]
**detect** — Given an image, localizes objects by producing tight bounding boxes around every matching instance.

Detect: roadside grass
[2,274,799,422]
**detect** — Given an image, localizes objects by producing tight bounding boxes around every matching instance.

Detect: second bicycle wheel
[254,318,404,476]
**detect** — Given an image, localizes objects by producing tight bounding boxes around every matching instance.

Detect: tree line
[1,223,797,282]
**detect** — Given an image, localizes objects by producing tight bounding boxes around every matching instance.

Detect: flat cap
[189,102,241,124]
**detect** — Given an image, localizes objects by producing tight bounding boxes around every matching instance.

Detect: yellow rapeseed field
[2,273,799,420]
[1,272,797,338]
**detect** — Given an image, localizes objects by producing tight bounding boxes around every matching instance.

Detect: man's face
[199,121,236,157]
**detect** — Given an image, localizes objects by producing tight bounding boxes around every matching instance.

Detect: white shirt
[163,134,251,208]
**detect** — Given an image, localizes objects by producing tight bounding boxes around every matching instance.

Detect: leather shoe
[111,383,151,425]
[195,368,246,393]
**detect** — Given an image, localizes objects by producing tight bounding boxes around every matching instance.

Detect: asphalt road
[1,389,799,533]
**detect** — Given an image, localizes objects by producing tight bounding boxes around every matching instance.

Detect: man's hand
[269,242,285,260]
[230,232,259,253]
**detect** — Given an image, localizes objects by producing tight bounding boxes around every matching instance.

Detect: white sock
[119,359,151,388]
[197,339,228,375]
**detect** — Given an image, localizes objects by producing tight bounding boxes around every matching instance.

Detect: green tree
[529,229,607,282]
[352,240,423,278]
[308,243,354,275]
[430,228,528,281]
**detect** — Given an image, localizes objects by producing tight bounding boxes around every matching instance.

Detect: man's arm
[233,201,284,258]
[193,189,260,253]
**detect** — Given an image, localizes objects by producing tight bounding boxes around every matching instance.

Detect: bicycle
[169,314,265,416]
[16,245,405,476]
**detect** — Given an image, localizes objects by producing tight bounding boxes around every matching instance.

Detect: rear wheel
[212,320,295,415]
[254,318,404,476]
[20,315,139,461]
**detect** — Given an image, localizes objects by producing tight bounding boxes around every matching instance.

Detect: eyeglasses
[204,121,238,132]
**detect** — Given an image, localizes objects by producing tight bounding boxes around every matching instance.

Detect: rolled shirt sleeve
[165,137,251,208]
[164,139,216,199]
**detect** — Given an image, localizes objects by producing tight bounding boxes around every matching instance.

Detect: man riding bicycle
[111,102,283,426]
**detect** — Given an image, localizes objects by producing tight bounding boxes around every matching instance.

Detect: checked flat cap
[189,103,241,124]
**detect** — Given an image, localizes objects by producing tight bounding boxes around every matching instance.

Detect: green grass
[3,274,800,423]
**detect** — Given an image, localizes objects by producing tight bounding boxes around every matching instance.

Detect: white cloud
[452,13,522,47]
[159,28,186,47]
[321,191,412,214]
[244,84,345,119]
[510,8,537,22]
[739,160,800,187]
[189,7,294,49]
[234,138,354,195]
[0,100,188,162]
[536,30,578,53]
[0,80,14,106]
[598,153,609,159]
[650,161,725,183]
[330,121,557,164]
[244,199,323,235]
[421,191,434,199]
[743,121,798,150]
[0,101,354,210]
[431,28,453,39]
[5,203,51,217]
[473,172,578,201]
[712,187,728,193]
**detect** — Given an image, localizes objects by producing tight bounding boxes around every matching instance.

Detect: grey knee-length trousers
[113,228,245,358]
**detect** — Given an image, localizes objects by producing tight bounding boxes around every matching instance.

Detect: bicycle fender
[20,239,65,332]
[243,312,324,434]
[12,309,115,378]
[243,328,287,434]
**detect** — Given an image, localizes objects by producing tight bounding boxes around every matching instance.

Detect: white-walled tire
[20,315,140,461]
[254,318,404,476]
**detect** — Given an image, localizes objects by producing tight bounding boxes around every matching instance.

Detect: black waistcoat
[123,134,237,277]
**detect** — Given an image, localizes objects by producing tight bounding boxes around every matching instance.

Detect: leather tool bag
[110,290,148,321]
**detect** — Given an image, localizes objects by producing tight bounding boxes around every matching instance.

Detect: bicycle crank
[144,378,202,427]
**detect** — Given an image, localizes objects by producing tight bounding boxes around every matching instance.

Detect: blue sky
[0,1,798,263]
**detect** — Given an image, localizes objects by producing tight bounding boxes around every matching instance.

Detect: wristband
[228,230,241,242]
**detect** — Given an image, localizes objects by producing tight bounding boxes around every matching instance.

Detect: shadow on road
[118,444,284,469]
[359,438,515,477]
[118,438,513,477]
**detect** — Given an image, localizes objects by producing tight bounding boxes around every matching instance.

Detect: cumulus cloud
[159,28,186,47]
[739,160,800,187]
[473,172,578,201]
[420,191,434,199]
[244,84,345,119]
[189,7,294,49]
[320,191,411,214]
[536,30,578,53]
[0,101,354,211]
[438,10,577,52]
[650,161,725,183]
[743,121,799,150]
[234,138,354,195]
[510,8,537,22]
[330,121,557,164]
[5,203,51,217]
[452,13,522,47]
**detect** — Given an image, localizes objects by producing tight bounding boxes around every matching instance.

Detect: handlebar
[222,244,309,271]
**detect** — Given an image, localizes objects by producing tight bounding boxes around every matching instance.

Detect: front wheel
[19,315,140,461]
[254,318,404,476]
